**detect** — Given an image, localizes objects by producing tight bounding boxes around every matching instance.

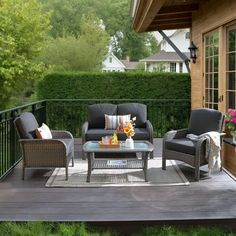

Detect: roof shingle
[140,50,190,62]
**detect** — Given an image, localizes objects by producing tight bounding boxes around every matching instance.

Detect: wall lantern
[188,41,198,63]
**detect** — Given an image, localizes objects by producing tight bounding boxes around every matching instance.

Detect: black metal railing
[0,99,190,179]
[46,99,191,137]
[0,101,46,179]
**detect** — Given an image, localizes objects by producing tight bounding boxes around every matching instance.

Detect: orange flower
[123,127,130,134]
[123,120,135,138]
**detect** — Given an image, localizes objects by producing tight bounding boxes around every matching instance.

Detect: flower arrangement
[225,108,236,135]
[117,117,136,138]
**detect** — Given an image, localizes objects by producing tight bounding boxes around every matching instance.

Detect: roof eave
[132,0,166,33]
[131,0,199,32]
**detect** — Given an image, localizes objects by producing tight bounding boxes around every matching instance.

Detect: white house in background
[102,52,138,72]
[140,29,190,73]
[140,50,190,73]
[102,52,125,72]
[160,29,190,52]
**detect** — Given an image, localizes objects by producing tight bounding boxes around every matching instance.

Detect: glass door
[226,24,236,109]
[204,31,219,109]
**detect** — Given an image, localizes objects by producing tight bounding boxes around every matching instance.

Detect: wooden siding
[191,0,236,109]
[191,0,236,176]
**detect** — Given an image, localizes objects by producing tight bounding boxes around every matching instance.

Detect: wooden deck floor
[0,139,236,225]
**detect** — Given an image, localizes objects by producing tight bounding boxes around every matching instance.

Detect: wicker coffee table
[83,141,154,182]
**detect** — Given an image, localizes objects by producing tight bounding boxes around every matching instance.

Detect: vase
[125,137,134,148]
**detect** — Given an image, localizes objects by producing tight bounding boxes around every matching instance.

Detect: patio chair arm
[82,121,89,144]
[51,130,73,139]
[163,128,188,142]
[146,120,153,143]
[19,139,68,166]
[20,139,67,151]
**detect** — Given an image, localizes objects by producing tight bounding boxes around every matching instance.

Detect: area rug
[45,158,190,187]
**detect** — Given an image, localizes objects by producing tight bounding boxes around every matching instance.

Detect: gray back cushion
[188,108,224,135]
[88,103,117,128]
[14,112,39,139]
[117,103,147,128]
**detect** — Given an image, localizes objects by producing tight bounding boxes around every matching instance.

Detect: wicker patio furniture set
[14,103,224,182]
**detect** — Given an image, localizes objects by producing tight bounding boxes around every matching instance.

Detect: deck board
[0,138,236,223]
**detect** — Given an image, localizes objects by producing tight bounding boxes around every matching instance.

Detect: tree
[40,0,96,38]
[0,0,51,109]
[40,0,160,61]
[77,14,109,70]
[40,14,109,71]
[92,0,160,60]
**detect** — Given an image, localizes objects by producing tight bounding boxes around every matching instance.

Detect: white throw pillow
[35,123,52,139]
[105,114,131,130]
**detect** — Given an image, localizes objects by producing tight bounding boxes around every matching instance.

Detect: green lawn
[0,222,235,236]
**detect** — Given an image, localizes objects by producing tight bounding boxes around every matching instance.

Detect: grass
[131,225,236,236]
[0,222,235,236]
[0,222,116,236]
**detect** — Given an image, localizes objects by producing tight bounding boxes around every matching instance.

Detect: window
[170,63,176,72]
[185,32,190,39]
[204,31,219,110]
[226,24,236,109]
[179,63,183,73]
[109,57,112,63]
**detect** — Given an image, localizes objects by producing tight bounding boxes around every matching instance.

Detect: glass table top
[83,141,154,153]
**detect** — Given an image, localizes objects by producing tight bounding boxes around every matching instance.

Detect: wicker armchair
[162,108,224,181]
[14,112,74,180]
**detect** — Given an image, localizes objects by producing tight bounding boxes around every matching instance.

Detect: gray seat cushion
[58,139,74,155]
[88,103,117,129]
[165,138,196,155]
[188,108,224,135]
[132,128,150,140]
[86,128,150,141]
[14,112,39,139]
[117,103,147,128]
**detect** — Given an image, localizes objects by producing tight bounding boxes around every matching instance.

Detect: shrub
[37,72,190,100]
[37,72,191,137]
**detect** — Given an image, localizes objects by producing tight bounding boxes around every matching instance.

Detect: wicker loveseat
[81,103,154,159]
[14,112,74,180]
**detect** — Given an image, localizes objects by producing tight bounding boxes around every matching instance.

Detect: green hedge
[37,72,190,99]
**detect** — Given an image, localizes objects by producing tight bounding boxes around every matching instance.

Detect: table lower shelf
[92,159,144,169]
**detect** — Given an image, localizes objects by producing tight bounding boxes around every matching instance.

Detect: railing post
[42,100,47,124]
[0,113,2,176]
[32,104,36,115]
[10,110,16,166]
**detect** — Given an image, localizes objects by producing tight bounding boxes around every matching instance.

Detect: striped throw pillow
[105,114,131,130]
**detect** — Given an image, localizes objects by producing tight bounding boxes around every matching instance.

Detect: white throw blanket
[186,131,221,175]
